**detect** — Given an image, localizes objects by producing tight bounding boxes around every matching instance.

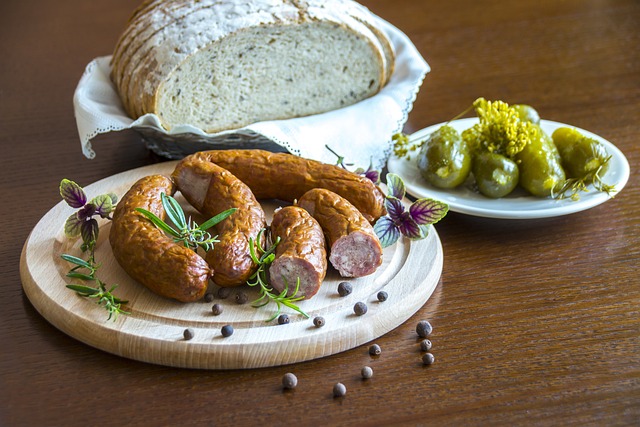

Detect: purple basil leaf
[397,212,422,239]
[365,169,380,184]
[60,179,87,208]
[409,198,449,225]
[91,194,115,218]
[64,213,83,238]
[385,173,405,200]
[373,216,401,248]
[76,203,96,221]
[384,197,405,222]
[81,218,99,245]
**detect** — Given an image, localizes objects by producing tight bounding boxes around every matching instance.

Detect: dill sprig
[551,156,616,200]
[392,132,425,161]
[247,229,309,322]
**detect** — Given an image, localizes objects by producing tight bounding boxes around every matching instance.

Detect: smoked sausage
[109,175,210,302]
[298,188,383,278]
[176,150,386,223]
[269,206,327,299]
[172,156,266,286]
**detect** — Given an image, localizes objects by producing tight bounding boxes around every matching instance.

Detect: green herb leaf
[161,193,186,230]
[135,208,180,237]
[61,253,92,268]
[66,284,100,295]
[198,208,237,231]
[66,272,96,281]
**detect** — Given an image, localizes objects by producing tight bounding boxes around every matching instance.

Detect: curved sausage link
[109,175,211,302]
[172,156,266,286]
[298,188,383,278]
[269,206,327,299]
[177,149,386,223]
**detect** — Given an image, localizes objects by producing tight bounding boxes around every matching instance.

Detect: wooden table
[1,0,638,425]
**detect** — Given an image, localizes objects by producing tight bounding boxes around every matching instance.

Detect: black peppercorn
[183,328,194,340]
[221,325,234,337]
[313,316,325,327]
[333,382,347,397]
[420,339,432,352]
[361,366,373,379]
[282,372,298,389]
[354,302,368,316]
[377,291,388,302]
[217,287,231,299]
[235,291,248,304]
[416,320,433,338]
[204,292,214,303]
[212,303,223,316]
[278,314,290,325]
[422,352,435,365]
[368,344,381,356]
[337,281,352,296]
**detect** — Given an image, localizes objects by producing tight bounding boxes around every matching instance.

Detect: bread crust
[110,0,394,130]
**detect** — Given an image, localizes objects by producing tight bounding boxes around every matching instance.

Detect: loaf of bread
[110,0,394,133]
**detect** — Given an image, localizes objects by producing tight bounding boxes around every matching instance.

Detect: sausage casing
[269,206,327,299]
[179,150,386,223]
[172,156,266,286]
[298,188,383,277]
[109,175,210,302]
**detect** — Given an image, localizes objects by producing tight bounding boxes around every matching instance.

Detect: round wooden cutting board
[20,161,443,369]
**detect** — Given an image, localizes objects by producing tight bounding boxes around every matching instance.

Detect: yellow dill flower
[462,97,535,159]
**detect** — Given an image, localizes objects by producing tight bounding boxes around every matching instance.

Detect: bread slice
[111,0,394,133]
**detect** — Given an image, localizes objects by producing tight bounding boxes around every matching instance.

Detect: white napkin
[73,18,429,171]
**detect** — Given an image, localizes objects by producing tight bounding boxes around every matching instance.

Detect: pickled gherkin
[551,127,614,199]
[512,104,541,125]
[552,127,610,179]
[514,125,566,197]
[472,152,519,198]
[417,125,471,189]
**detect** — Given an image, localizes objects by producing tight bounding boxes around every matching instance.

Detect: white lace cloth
[73,17,429,170]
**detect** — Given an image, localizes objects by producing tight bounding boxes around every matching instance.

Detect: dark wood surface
[1,0,638,425]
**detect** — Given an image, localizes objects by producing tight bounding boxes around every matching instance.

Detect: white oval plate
[387,118,630,219]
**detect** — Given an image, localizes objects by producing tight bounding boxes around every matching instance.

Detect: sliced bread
[111,0,394,133]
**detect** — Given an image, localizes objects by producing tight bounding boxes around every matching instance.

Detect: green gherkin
[552,127,610,179]
[417,125,471,189]
[472,152,519,198]
[514,125,566,197]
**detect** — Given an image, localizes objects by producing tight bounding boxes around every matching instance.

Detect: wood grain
[20,162,442,369]
[1,0,638,425]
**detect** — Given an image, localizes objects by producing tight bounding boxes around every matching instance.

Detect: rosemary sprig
[61,253,129,321]
[136,192,236,252]
[247,229,309,322]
